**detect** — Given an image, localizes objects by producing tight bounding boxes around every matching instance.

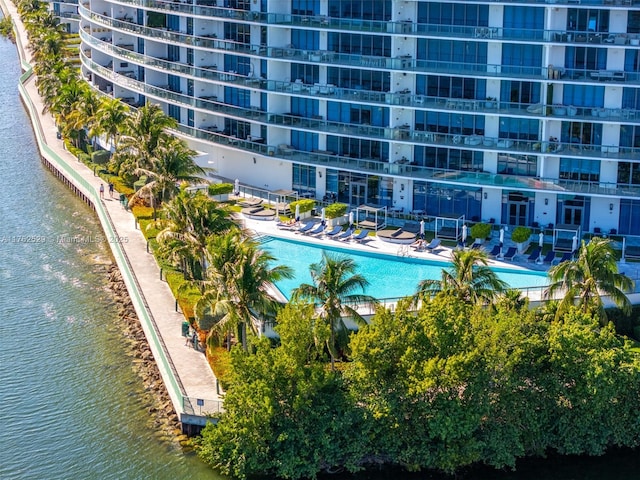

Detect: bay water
[0,35,220,480]
[2,25,640,480]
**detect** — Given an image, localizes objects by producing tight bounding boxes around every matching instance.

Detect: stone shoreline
[104,262,190,447]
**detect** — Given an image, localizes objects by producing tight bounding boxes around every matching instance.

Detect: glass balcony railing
[103,0,640,41]
[81,46,640,165]
[83,51,640,198]
[81,7,640,85]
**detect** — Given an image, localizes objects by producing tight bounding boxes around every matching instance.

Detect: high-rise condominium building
[73,0,640,234]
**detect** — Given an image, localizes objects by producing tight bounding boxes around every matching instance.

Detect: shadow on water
[313,447,640,480]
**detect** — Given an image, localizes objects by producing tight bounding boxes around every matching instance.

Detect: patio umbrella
[321,208,326,225]
[295,204,300,222]
[348,211,354,228]
[461,224,467,244]
[234,178,240,195]
[499,227,505,245]
[420,220,425,239]
[572,235,578,252]
[538,231,544,263]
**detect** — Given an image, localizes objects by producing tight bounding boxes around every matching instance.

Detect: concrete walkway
[2,0,221,428]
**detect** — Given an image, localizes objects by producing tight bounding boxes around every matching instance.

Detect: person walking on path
[108,182,114,198]
[99,183,104,199]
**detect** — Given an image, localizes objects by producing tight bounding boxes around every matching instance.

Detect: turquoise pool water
[263,236,548,300]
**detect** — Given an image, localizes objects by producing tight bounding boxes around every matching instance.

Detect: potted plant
[485,97,497,109]
[324,203,348,227]
[470,222,491,244]
[208,182,233,201]
[511,226,532,253]
[289,199,315,220]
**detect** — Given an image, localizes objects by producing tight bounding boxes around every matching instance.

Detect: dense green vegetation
[196,296,640,479]
[15,3,640,479]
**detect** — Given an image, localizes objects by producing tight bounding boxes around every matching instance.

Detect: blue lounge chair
[336,227,354,240]
[424,238,442,252]
[542,250,556,264]
[503,247,518,261]
[526,247,541,262]
[351,229,370,242]
[324,225,343,238]
[306,223,326,236]
[297,222,315,234]
[556,251,573,264]
[487,245,501,257]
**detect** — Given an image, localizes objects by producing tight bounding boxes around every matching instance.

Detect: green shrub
[290,198,315,214]
[470,222,491,240]
[511,226,532,244]
[208,183,233,196]
[92,150,110,165]
[324,202,348,219]
[133,175,148,191]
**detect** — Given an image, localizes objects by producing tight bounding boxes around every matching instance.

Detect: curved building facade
[77,0,640,234]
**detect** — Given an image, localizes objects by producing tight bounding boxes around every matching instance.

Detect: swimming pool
[262,236,548,301]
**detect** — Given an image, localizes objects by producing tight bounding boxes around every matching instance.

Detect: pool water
[262,236,548,301]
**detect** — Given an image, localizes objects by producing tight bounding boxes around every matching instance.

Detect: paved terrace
[3,0,221,432]
[240,212,640,308]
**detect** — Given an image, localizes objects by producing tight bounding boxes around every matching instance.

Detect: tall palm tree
[154,189,235,280]
[545,237,634,324]
[196,232,293,351]
[91,96,129,152]
[130,136,205,217]
[292,252,378,370]
[415,248,507,306]
[112,103,177,181]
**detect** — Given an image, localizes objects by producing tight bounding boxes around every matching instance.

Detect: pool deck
[240,211,640,305]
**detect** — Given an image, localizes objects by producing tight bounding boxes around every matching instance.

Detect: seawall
[1,1,221,435]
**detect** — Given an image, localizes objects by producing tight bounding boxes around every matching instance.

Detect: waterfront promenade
[1,0,221,432]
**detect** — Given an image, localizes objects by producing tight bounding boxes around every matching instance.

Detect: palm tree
[292,252,378,370]
[130,136,205,218]
[112,103,177,181]
[415,248,507,306]
[154,189,235,280]
[545,237,634,324]
[91,96,129,152]
[196,232,293,351]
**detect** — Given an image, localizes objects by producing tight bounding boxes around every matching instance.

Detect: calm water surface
[1,26,639,480]
[0,36,220,480]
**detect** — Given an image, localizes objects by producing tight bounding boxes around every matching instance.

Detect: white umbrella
[295,204,300,222]
[499,227,505,245]
[461,224,467,243]
[320,208,326,224]
[539,231,544,248]
[234,178,240,195]
[572,235,578,252]
[420,220,425,239]
[348,211,354,227]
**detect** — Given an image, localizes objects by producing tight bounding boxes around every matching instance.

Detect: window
[500,80,540,105]
[327,33,390,57]
[292,164,316,196]
[617,162,640,185]
[561,121,601,147]
[498,154,537,176]
[559,157,600,182]
[421,75,485,99]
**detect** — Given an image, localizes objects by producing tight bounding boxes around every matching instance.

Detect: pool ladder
[248,229,271,244]
[397,245,410,257]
